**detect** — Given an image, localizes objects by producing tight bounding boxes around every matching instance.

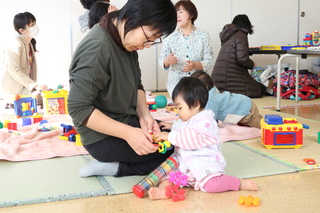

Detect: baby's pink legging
[203,175,240,193]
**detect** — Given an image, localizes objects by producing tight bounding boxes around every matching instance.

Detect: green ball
[155,95,167,108]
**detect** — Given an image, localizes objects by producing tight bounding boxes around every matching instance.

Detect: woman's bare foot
[148,187,169,200]
[240,180,258,191]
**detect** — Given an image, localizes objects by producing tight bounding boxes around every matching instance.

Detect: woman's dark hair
[232,14,254,35]
[175,0,198,25]
[80,0,106,10]
[172,77,208,110]
[190,71,214,90]
[102,0,177,38]
[88,1,110,29]
[13,12,37,51]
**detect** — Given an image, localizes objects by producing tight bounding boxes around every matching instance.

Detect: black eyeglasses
[140,26,162,46]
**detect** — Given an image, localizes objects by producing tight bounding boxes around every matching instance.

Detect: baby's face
[174,95,199,122]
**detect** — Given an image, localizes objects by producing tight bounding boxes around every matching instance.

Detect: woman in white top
[159,0,214,97]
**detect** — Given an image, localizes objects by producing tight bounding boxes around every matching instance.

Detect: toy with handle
[132,157,178,198]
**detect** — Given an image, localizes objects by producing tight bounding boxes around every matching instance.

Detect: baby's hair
[190,71,214,90]
[172,77,208,110]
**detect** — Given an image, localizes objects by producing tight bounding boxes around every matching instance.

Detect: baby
[191,71,262,128]
[149,77,258,200]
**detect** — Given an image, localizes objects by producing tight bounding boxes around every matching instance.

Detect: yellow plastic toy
[42,88,68,115]
[238,195,260,207]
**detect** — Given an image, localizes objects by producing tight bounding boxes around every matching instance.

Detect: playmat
[0,141,300,207]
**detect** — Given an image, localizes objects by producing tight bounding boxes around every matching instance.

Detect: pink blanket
[0,115,88,161]
[151,108,261,142]
[0,112,261,162]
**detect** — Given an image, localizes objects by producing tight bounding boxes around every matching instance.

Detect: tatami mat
[0,156,106,207]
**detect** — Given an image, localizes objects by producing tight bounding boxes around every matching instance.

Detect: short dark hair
[103,0,177,38]
[13,12,37,51]
[232,14,254,35]
[175,0,198,25]
[190,71,214,90]
[80,0,106,10]
[172,77,208,110]
[13,12,36,33]
[88,1,110,29]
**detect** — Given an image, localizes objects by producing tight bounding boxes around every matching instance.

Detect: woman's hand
[36,84,49,91]
[139,114,160,134]
[124,127,158,155]
[164,53,178,68]
[182,60,202,72]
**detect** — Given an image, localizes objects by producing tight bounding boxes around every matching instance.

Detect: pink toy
[169,171,188,186]
[165,185,186,202]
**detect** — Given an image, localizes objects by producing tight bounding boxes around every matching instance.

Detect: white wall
[1,0,319,94]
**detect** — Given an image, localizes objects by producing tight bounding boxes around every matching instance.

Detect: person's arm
[159,36,176,70]
[68,67,157,156]
[136,89,161,134]
[235,33,254,69]
[6,40,37,91]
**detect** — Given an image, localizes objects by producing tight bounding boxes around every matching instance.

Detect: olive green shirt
[68,24,142,145]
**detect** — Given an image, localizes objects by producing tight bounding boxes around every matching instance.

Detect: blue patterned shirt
[159,27,214,96]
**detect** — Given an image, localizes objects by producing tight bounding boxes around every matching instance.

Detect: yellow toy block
[75,134,83,146]
[58,135,69,141]
[42,89,68,115]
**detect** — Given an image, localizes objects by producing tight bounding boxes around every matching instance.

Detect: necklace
[178,26,196,37]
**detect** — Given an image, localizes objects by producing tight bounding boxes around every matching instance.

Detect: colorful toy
[58,124,82,145]
[318,132,320,144]
[303,158,316,165]
[132,157,178,198]
[13,95,37,118]
[7,123,17,130]
[147,101,157,111]
[165,184,186,202]
[238,195,260,207]
[38,122,58,132]
[151,135,172,154]
[22,117,32,126]
[42,87,68,115]
[3,120,11,128]
[303,33,312,46]
[155,95,167,108]
[261,114,303,149]
[33,114,43,123]
[0,122,3,129]
[312,31,320,46]
[168,171,188,186]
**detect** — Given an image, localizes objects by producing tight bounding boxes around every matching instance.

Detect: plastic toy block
[264,114,283,125]
[13,95,37,118]
[75,134,82,146]
[59,135,69,141]
[42,89,68,115]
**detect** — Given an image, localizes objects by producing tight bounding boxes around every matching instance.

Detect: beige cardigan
[1,34,37,95]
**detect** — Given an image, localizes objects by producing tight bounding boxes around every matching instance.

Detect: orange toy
[238,195,260,207]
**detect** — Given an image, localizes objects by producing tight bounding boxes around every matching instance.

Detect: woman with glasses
[68,0,177,177]
[159,0,214,97]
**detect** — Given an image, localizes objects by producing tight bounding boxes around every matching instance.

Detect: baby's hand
[159,122,173,130]
[154,132,169,142]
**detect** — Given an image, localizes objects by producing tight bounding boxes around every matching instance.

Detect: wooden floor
[1,95,320,213]
[269,103,320,121]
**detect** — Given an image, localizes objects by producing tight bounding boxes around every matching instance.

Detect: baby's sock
[79,160,119,177]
